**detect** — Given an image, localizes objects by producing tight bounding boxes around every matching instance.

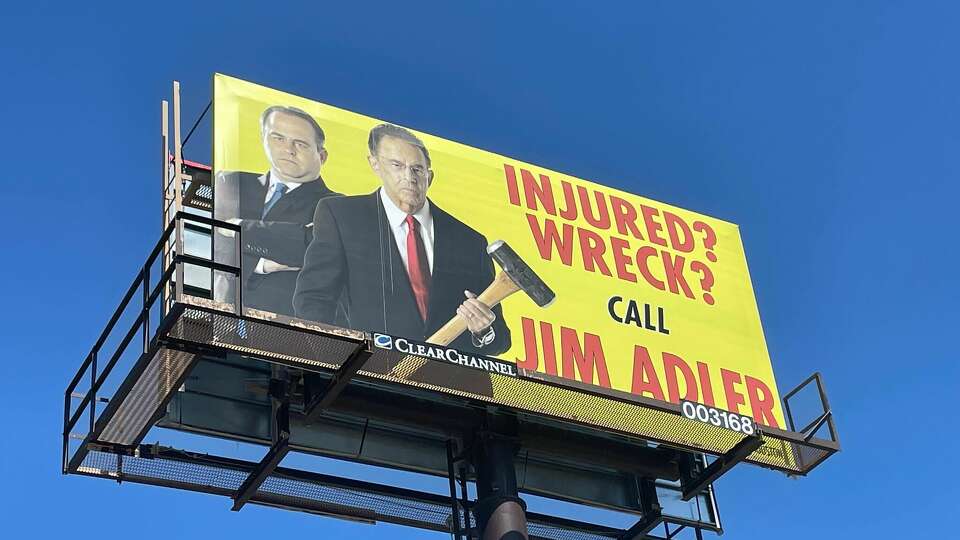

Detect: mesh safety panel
[256,475,456,530]
[184,183,213,210]
[79,449,458,533]
[79,449,246,492]
[99,348,196,445]
[168,306,361,371]
[77,448,654,539]
[526,521,619,540]
[359,350,822,474]
[163,301,835,475]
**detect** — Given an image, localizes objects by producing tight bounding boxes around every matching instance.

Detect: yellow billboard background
[213,74,785,429]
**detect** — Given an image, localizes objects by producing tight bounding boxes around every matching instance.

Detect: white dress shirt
[378,189,494,347]
[253,172,302,274]
[379,188,435,275]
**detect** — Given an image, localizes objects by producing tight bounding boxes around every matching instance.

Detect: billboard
[212,73,785,430]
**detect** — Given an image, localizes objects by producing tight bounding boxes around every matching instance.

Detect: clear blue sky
[2,1,957,537]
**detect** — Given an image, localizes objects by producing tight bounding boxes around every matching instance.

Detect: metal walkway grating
[169,297,837,476]
[77,447,642,540]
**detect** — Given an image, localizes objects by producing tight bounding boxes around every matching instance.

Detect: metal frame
[302,342,373,425]
[63,79,841,540]
[447,440,468,540]
[61,211,242,473]
[680,432,763,502]
[232,340,372,510]
[783,372,838,442]
[60,218,838,538]
[231,374,291,511]
[620,479,663,539]
[74,443,701,540]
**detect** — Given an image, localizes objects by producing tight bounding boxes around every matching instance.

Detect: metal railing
[62,212,241,472]
[783,372,838,444]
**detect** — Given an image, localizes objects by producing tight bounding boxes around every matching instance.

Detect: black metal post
[459,465,471,534]
[620,478,662,539]
[62,390,70,473]
[447,440,464,540]
[270,367,291,444]
[89,351,97,434]
[235,231,242,314]
[232,367,292,512]
[681,433,763,501]
[143,264,150,353]
[473,415,527,540]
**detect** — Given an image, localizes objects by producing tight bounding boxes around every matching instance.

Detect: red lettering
[697,362,716,406]
[631,346,665,401]
[662,211,694,252]
[527,214,573,266]
[610,196,644,240]
[558,180,578,220]
[576,186,611,229]
[521,168,556,215]
[540,320,557,376]
[609,237,637,282]
[663,353,698,403]
[504,164,521,206]
[745,376,780,428]
[635,246,666,291]
[560,328,610,387]
[578,228,612,277]
[661,252,695,299]
[641,205,668,247]
[720,369,746,414]
[517,317,538,370]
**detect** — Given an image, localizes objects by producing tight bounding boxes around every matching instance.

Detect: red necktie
[405,215,431,321]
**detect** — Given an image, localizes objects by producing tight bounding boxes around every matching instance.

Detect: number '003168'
[680,400,756,436]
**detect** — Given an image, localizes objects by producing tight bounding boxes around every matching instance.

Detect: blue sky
[2,1,957,537]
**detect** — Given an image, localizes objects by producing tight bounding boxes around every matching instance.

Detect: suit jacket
[294,191,511,391]
[213,171,338,317]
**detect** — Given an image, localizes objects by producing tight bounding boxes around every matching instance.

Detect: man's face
[262,112,326,182]
[370,136,433,214]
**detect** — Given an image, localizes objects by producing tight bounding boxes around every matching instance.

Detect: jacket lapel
[263,175,329,220]
[374,193,428,334]
[424,201,460,332]
[241,173,270,220]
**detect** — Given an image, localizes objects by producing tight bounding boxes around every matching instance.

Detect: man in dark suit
[295,124,510,371]
[214,105,338,317]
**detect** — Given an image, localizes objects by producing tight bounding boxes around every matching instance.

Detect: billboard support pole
[172,81,184,302]
[232,368,292,511]
[620,479,663,539]
[473,414,528,540]
[160,99,169,316]
[446,440,465,540]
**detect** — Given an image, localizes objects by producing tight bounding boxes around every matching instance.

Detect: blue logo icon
[373,334,393,349]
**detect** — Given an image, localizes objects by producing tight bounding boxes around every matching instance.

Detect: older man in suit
[295,124,510,377]
[214,105,338,317]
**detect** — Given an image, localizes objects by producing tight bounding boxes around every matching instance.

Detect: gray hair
[367,123,431,167]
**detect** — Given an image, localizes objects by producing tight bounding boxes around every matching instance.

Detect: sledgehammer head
[487,240,556,308]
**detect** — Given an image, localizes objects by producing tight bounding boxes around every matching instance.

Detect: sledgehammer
[389,240,555,379]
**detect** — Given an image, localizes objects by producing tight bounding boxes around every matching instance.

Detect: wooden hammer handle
[388,272,521,381]
[427,271,520,346]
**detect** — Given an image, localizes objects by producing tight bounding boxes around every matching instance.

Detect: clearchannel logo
[373,333,393,349]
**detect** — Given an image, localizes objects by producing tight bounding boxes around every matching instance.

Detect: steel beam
[230,435,290,511]
[681,433,763,501]
[232,370,293,511]
[620,479,662,540]
[303,342,372,425]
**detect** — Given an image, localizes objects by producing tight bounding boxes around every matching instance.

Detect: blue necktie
[262,183,288,218]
